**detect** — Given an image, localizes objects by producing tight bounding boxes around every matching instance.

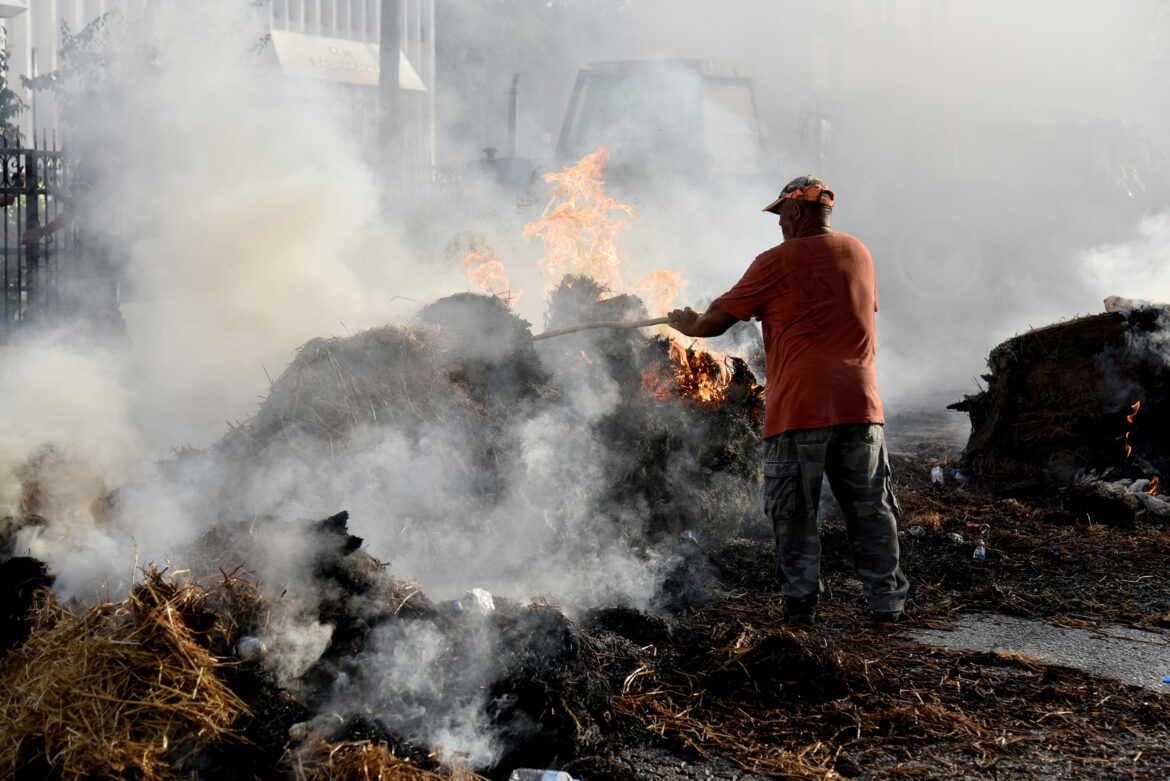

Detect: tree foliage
[0,31,28,142]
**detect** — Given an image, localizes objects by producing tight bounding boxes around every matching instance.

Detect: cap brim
[762,197,784,214]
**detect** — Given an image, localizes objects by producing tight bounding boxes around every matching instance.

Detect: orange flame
[461,240,518,304]
[1146,476,1160,495]
[1116,431,1132,459]
[1116,400,1141,460]
[666,340,734,405]
[522,145,633,290]
[524,146,738,404]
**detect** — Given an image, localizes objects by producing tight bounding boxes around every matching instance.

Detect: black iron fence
[0,134,72,337]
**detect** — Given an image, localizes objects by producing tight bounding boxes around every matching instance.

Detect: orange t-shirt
[714,232,884,438]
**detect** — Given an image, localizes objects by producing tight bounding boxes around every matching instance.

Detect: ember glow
[639,340,735,407]
[668,340,734,405]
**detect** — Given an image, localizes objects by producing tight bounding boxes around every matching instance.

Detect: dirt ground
[579,449,1170,781]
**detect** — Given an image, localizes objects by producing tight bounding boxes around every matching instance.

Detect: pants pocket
[764,460,802,520]
[884,459,902,517]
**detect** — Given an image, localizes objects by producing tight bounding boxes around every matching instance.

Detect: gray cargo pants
[763,423,909,613]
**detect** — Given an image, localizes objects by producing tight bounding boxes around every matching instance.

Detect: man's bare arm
[666,300,738,338]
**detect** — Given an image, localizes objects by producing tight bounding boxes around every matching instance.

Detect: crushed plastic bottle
[508,770,575,781]
[973,542,986,560]
[930,466,944,484]
[288,712,345,741]
[234,636,267,662]
[950,469,969,484]
[465,587,495,615]
[946,532,965,544]
[906,524,926,537]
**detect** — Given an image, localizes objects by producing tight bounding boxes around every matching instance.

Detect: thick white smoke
[1082,211,1170,305]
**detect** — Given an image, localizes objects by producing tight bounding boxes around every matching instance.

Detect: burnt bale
[950,307,1170,489]
[0,557,53,656]
[485,604,616,771]
[581,605,671,648]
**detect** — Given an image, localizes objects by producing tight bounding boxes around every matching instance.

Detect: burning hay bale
[538,276,766,548]
[200,285,764,560]
[0,568,245,780]
[950,305,1170,490]
[0,286,776,776]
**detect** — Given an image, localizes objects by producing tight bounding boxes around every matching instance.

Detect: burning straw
[0,567,246,780]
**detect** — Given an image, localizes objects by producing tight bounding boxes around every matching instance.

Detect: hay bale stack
[228,293,552,461]
[229,325,459,458]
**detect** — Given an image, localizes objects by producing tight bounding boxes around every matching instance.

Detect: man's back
[715,232,883,437]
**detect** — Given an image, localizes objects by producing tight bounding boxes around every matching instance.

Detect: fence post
[23,149,40,322]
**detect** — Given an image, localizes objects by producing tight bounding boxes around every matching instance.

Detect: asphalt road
[911,613,1170,691]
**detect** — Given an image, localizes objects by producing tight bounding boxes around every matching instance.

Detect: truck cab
[555,60,766,185]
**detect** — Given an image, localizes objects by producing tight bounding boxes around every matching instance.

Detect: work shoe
[870,610,905,624]
[783,596,818,625]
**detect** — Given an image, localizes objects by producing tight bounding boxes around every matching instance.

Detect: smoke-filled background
[1,0,1168,767]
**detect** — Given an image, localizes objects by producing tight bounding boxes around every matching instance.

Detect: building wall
[0,0,433,161]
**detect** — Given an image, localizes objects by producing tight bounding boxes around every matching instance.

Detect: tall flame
[521,145,737,405]
[522,145,633,290]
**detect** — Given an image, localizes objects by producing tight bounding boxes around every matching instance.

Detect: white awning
[270,30,426,91]
[0,1,28,18]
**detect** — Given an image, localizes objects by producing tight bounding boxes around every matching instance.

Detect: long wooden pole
[532,316,670,342]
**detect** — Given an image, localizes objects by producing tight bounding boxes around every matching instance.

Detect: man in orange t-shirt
[667,175,908,625]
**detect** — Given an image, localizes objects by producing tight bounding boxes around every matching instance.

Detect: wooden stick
[532,316,671,342]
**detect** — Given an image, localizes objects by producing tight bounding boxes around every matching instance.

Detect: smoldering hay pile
[0,279,766,779]
[949,299,1170,522]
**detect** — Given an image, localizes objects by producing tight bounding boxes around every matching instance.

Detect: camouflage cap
[763,175,835,213]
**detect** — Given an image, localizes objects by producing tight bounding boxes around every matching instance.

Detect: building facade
[0,0,434,162]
